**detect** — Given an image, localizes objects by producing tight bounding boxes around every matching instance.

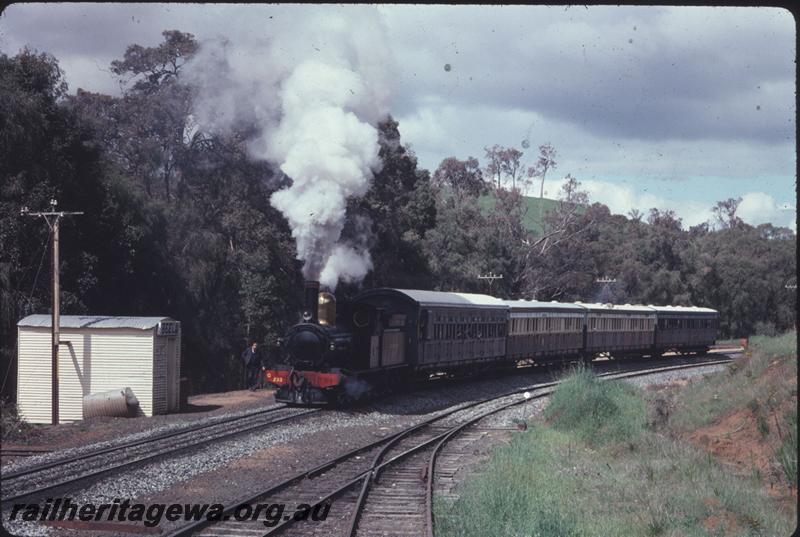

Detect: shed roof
[355,288,507,309]
[18,315,173,330]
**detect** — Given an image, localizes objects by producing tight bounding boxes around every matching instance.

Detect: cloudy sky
[1,4,795,229]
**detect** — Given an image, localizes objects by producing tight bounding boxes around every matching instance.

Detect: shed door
[381,329,405,366]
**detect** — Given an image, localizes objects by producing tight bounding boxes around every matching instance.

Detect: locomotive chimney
[303,280,320,323]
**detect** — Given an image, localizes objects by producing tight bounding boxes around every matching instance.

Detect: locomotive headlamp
[329,342,336,351]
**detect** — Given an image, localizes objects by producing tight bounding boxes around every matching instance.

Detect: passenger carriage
[651,305,718,355]
[504,300,585,362]
[351,289,509,371]
[579,303,657,356]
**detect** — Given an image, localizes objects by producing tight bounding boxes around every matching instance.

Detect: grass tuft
[544,365,646,446]
[777,408,797,488]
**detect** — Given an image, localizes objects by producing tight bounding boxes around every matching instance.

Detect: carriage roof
[354,288,508,309]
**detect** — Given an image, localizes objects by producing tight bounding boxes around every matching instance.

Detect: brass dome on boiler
[317,292,336,326]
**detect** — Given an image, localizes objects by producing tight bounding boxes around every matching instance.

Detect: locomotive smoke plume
[268,60,378,289]
[185,7,392,290]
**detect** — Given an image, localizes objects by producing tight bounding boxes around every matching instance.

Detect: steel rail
[2,408,318,503]
[273,358,736,537]
[3,404,294,480]
[422,357,735,537]
[147,357,734,537]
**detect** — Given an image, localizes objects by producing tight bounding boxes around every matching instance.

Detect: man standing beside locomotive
[241,341,264,391]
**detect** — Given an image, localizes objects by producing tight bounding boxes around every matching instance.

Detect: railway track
[0,446,53,458]
[163,356,733,537]
[1,405,319,503]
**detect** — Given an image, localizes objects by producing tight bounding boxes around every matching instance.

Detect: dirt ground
[0,388,277,457]
[649,357,798,515]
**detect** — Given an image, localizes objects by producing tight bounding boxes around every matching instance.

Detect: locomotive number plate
[272,377,284,384]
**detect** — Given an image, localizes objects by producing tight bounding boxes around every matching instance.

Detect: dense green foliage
[0,34,795,396]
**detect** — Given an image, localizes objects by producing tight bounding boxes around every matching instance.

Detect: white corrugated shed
[16,315,181,424]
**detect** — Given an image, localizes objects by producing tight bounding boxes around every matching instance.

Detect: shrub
[749,330,797,359]
[544,366,646,446]
[0,397,35,442]
[754,321,777,337]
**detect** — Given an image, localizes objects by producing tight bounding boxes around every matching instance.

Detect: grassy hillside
[477,194,561,235]
[436,332,797,537]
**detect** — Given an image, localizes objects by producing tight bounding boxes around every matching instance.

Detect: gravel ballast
[1,356,734,536]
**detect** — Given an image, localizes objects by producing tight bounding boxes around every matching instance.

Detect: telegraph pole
[477,272,504,294]
[21,199,83,425]
[595,276,617,304]
[595,276,617,284]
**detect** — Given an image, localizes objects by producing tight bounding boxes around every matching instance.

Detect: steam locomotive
[264,281,718,405]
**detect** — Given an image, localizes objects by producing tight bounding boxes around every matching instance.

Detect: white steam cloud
[320,244,373,289]
[184,6,392,289]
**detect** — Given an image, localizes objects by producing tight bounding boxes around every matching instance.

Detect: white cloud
[1,4,794,230]
[737,192,797,230]
[541,176,713,228]
[397,100,795,185]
